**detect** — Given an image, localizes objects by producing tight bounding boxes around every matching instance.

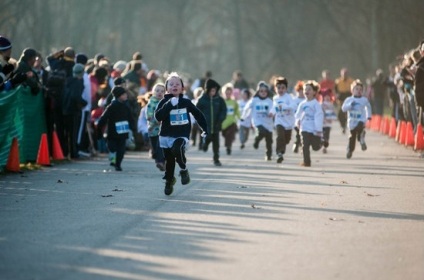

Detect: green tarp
[0,86,46,168]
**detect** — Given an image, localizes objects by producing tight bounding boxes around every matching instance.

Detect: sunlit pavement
[1,128,423,280]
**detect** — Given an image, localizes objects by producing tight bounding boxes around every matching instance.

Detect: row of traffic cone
[367,115,424,151]
[36,132,64,166]
[5,131,64,172]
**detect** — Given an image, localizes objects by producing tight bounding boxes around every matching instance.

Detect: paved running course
[1,128,423,280]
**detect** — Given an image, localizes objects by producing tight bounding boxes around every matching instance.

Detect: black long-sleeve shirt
[155,93,207,138]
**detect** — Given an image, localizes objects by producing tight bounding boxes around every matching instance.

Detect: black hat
[114,77,125,86]
[112,86,126,98]
[75,53,88,65]
[0,36,12,51]
[21,48,37,61]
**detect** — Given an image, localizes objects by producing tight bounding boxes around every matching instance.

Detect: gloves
[1,63,15,75]
[201,132,207,138]
[10,72,27,87]
[170,97,178,106]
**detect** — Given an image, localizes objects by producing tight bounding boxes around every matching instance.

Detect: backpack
[46,69,67,99]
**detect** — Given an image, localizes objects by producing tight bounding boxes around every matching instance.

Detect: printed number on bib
[349,110,362,120]
[115,121,130,134]
[170,108,189,126]
[227,106,234,116]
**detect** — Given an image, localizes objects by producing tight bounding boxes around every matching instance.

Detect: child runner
[155,72,208,195]
[196,78,227,166]
[320,88,337,153]
[341,79,372,159]
[272,76,297,163]
[97,86,136,171]
[238,88,252,149]
[241,81,274,161]
[294,80,323,167]
[146,83,166,171]
[292,81,305,153]
[221,83,240,155]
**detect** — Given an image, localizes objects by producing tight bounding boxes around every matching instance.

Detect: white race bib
[170,108,189,126]
[349,110,362,120]
[227,106,235,116]
[115,121,129,134]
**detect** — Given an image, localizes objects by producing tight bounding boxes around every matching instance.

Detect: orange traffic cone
[6,137,20,172]
[398,121,406,145]
[404,122,415,147]
[379,116,385,133]
[383,117,390,135]
[37,133,51,166]
[52,131,64,160]
[389,117,397,138]
[373,115,381,131]
[414,125,424,150]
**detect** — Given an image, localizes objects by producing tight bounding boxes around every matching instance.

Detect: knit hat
[75,53,88,65]
[113,60,127,72]
[256,81,269,91]
[72,63,85,75]
[112,86,127,98]
[0,36,12,51]
[64,47,75,59]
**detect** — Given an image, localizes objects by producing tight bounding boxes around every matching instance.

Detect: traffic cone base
[6,138,20,172]
[37,133,51,166]
[52,131,64,160]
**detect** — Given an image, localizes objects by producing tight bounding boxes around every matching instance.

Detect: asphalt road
[0,128,423,280]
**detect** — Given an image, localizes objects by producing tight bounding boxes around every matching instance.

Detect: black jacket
[196,79,227,134]
[97,99,136,140]
[155,93,207,138]
[62,77,85,115]
[415,56,424,108]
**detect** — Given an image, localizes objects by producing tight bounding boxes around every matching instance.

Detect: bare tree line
[1,0,423,84]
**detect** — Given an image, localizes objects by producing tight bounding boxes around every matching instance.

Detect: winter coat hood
[204,78,221,96]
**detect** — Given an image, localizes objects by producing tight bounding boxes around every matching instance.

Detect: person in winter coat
[155,72,208,195]
[62,63,86,159]
[97,86,136,171]
[414,40,424,112]
[196,78,227,166]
